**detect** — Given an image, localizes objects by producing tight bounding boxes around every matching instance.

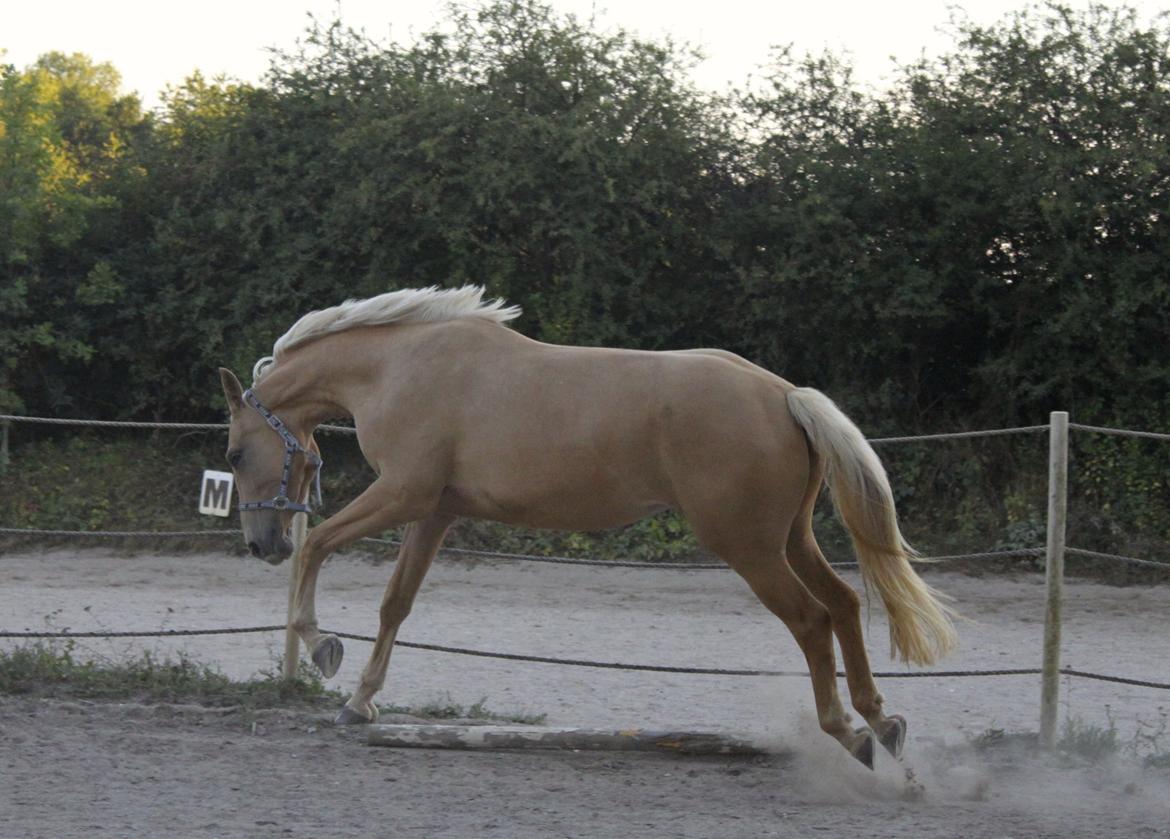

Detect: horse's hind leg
[787,526,907,758]
[336,511,455,724]
[727,552,877,767]
[673,412,875,765]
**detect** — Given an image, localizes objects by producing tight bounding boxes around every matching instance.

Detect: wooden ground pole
[368,724,764,755]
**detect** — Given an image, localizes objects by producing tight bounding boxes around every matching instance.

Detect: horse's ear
[219,367,245,414]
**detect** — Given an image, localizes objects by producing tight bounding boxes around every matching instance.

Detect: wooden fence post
[283,511,308,681]
[1040,411,1069,749]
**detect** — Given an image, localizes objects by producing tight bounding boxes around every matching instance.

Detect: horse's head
[218,367,320,565]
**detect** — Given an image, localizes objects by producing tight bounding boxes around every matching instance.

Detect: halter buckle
[237,388,325,515]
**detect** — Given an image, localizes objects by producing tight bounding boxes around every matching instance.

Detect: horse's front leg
[335,511,455,725]
[290,478,439,683]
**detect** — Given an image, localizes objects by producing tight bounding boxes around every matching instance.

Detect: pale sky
[3,0,1165,108]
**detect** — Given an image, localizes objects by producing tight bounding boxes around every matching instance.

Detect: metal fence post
[283,511,308,681]
[0,418,9,474]
[1040,411,1069,748]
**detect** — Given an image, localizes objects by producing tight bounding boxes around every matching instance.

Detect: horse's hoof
[334,705,374,726]
[311,635,344,678]
[850,729,876,770]
[878,715,907,759]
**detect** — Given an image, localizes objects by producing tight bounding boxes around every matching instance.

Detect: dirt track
[3,697,1168,839]
[2,548,1170,837]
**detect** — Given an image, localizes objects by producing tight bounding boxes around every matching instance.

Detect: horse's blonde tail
[786,387,957,666]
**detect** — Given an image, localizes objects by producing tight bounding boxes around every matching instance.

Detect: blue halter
[237,388,324,515]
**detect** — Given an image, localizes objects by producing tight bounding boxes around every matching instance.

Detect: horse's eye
[226,449,243,468]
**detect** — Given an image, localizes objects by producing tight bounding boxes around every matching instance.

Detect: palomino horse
[218,286,955,767]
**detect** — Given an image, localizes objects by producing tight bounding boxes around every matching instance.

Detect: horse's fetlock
[357,663,384,688]
[819,706,853,738]
[291,618,318,636]
[852,688,884,717]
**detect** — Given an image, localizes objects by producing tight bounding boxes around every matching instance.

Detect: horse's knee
[790,548,860,619]
[379,596,412,628]
[831,583,861,622]
[299,530,329,567]
[791,601,834,648]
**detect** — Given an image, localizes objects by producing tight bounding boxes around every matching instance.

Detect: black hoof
[311,635,344,678]
[335,705,373,725]
[879,715,907,759]
[851,729,876,770]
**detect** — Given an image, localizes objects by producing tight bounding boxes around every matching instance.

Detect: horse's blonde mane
[253,285,520,382]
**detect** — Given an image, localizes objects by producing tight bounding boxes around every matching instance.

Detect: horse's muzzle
[248,531,294,565]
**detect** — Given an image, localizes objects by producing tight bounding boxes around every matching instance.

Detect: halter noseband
[237,388,324,515]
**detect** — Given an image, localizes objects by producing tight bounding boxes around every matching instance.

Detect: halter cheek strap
[237,389,324,515]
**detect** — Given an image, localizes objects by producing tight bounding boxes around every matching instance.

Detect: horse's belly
[437,481,669,531]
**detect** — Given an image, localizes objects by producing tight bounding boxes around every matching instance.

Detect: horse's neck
[254,338,360,429]
[256,319,515,428]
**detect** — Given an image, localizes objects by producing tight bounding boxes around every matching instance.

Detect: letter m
[203,478,230,511]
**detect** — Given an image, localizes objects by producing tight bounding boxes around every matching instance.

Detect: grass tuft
[0,643,546,723]
[0,642,341,709]
[1058,715,1120,762]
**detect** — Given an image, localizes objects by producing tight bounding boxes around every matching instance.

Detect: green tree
[108,0,738,419]
[0,53,147,414]
[736,3,1170,433]
[907,4,1170,428]
[243,0,739,350]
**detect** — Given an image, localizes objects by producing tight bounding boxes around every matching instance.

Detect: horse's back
[415,323,811,531]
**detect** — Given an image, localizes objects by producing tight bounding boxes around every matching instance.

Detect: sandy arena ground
[2,547,1169,837]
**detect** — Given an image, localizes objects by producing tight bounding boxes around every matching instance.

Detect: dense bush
[2,1,1168,554]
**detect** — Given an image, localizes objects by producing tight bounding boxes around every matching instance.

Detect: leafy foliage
[0,53,147,413]
[2,2,1169,550]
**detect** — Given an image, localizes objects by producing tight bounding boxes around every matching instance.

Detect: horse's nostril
[248,541,263,558]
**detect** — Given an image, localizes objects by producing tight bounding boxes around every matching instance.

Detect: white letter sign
[199,470,235,517]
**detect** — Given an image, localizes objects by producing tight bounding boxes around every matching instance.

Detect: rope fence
[1068,422,1170,443]
[1065,547,1170,570]
[869,424,1050,444]
[3,624,1168,690]
[3,527,1163,571]
[0,526,1058,568]
[0,414,1066,442]
[0,414,356,434]
[0,527,239,539]
[19,415,1146,442]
